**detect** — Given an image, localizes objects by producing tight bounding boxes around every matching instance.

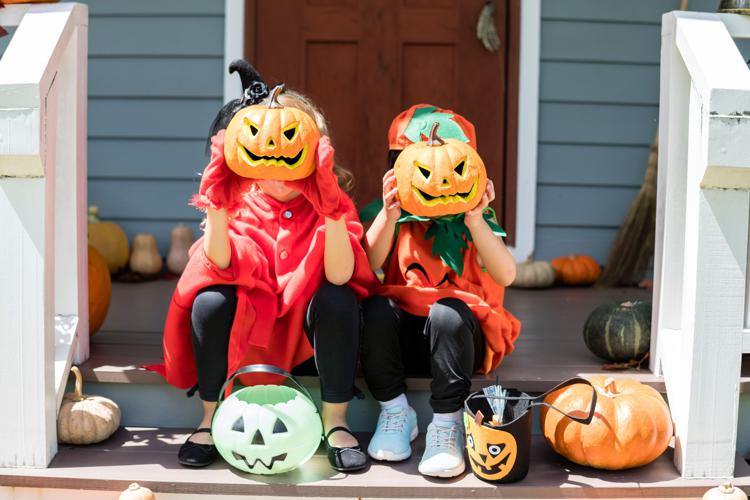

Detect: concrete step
[2,427,748,499]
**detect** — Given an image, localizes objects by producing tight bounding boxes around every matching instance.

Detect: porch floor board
[1,427,748,498]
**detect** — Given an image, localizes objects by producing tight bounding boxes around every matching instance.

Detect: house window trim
[222,0,540,260]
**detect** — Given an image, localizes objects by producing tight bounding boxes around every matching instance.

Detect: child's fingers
[486,180,496,202]
[384,187,399,202]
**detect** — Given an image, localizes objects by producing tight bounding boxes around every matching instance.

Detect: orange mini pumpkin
[223,84,320,180]
[551,254,601,285]
[540,376,673,470]
[394,123,486,217]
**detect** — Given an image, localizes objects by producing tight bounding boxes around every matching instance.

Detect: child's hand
[465,179,495,229]
[382,169,401,221]
[287,136,347,220]
[191,130,252,215]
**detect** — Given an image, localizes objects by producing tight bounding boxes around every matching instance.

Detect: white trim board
[221,0,540,260]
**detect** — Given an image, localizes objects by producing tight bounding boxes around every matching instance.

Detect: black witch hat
[206,59,271,150]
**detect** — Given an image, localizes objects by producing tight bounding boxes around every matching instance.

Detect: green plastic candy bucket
[212,364,322,475]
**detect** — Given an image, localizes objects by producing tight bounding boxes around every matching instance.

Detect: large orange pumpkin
[88,245,112,335]
[551,254,601,285]
[223,84,321,180]
[394,123,486,217]
[540,376,673,470]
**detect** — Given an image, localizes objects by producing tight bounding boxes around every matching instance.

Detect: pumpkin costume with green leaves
[380,106,521,373]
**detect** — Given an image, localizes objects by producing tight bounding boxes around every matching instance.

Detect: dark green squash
[583,301,652,362]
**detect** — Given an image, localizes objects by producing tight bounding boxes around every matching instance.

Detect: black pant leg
[304,282,361,403]
[190,285,237,402]
[425,297,484,413]
[360,296,410,402]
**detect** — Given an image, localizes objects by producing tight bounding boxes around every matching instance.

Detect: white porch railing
[654,11,750,479]
[0,3,88,468]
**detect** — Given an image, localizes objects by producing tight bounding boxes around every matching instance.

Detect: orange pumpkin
[223,84,320,180]
[394,123,486,217]
[88,245,112,335]
[540,376,673,470]
[551,254,601,285]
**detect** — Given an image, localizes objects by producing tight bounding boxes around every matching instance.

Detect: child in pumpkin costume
[149,61,378,472]
[361,105,521,478]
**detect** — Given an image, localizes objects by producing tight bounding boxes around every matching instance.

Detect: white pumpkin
[166,224,193,275]
[703,483,748,500]
[58,367,121,445]
[511,256,556,288]
[119,483,156,500]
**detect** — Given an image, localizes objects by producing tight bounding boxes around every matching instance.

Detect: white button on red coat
[283,210,293,219]
[279,250,289,260]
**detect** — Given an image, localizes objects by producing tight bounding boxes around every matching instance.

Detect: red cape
[148,189,379,388]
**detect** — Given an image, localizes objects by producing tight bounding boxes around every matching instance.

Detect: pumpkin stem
[71,366,85,402]
[426,122,445,147]
[88,206,100,224]
[603,377,618,396]
[128,483,141,491]
[268,83,285,109]
[719,483,736,493]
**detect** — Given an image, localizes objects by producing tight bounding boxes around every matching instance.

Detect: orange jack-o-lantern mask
[224,84,321,180]
[394,122,486,217]
[464,413,518,482]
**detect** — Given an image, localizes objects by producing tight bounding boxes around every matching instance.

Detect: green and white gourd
[583,301,652,362]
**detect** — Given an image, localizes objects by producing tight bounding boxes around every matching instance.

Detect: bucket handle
[467,377,597,425]
[216,364,317,411]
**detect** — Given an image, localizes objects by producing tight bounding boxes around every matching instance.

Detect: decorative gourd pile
[394,122,486,218]
[540,376,673,470]
[583,300,652,362]
[88,245,112,335]
[224,84,321,180]
[551,254,601,286]
[58,367,121,445]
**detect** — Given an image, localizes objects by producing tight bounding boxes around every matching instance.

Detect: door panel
[246,0,518,236]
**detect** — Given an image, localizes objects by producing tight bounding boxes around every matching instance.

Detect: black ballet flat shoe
[324,426,368,473]
[178,428,218,467]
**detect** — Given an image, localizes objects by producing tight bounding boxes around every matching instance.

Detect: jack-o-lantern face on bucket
[212,384,323,475]
[464,414,518,481]
[394,122,486,217]
[224,84,321,180]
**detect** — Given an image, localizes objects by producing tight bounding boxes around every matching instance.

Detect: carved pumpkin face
[394,123,486,217]
[464,413,518,482]
[224,84,321,180]
[212,384,322,475]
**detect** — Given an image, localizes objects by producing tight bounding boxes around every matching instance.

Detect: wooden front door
[245,0,519,238]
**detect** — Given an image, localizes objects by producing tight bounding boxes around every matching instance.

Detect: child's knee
[429,298,476,338]
[191,285,237,328]
[313,282,358,317]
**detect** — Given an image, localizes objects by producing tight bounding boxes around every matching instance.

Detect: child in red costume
[361,105,521,478]
[149,61,378,472]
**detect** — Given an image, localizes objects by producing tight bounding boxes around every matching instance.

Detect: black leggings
[190,282,361,403]
[360,296,485,413]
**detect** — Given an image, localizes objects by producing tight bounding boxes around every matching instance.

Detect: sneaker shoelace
[429,424,458,450]
[380,409,408,433]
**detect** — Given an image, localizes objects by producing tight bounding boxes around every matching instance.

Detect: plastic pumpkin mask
[224,84,321,180]
[464,414,518,481]
[212,382,322,475]
[394,123,486,217]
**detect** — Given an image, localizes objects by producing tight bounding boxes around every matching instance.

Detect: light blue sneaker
[367,405,418,461]
[418,421,465,478]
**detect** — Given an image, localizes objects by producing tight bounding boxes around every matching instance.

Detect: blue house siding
[78,0,224,254]
[534,0,722,262]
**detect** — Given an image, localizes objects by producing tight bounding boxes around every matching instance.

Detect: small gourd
[58,367,120,444]
[551,254,601,286]
[703,483,748,500]
[119,483,156,500]
[166,224,193,275]
[511,256,555,288]
[88,206,130,275]
[129,233,163,277]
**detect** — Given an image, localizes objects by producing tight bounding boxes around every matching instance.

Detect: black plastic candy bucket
[463,377,596,484]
